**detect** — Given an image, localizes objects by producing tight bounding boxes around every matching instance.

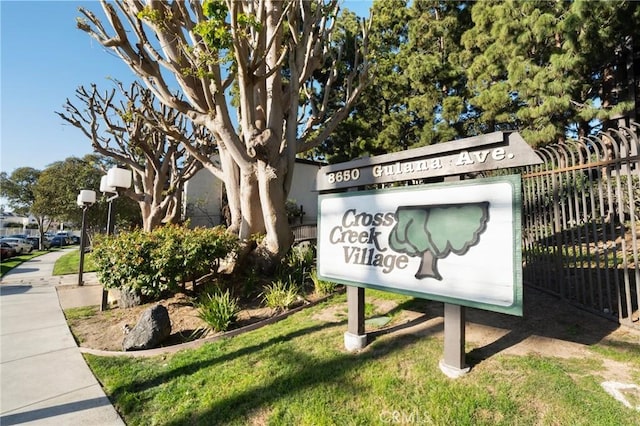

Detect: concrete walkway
[0,249,124,425]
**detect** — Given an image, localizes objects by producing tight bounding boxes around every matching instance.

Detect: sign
[316,131,541,191]
[317,175,523,316]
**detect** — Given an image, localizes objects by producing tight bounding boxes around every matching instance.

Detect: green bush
[151,224,238,287]
[196,289,239,332]
[92,225,238,300]
[92,228,161,298]
[261,279,299,311]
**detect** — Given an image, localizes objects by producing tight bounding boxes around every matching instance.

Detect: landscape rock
[119,287,142,308]
[123,304,172,351]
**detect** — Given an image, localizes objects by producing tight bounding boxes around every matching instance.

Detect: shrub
[310,269,337,295]
[92,228,162,299]
[196,289,239,332]
[92,225,239,301]
[239,266,261,298]
[261,279,299,311]
[277,243,315,286]
[152,224,238,287]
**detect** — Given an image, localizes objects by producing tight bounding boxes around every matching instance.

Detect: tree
[0,167,55,247]
[318,0,476,162]
[325,0,639,160]
[388,202,489,280]
[77,0,370,262]
[400,0,474,146]
[314,0,410,163]
[459,0,638,144]
[0,167,40,216]
[57,80,214,231]
[32,155,141,232]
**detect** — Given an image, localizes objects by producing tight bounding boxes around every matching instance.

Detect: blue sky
[0,0,372,183]
[1,1,133,176]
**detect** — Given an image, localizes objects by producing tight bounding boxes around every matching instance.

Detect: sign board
[316,131,541,191]
[317,175,523,316]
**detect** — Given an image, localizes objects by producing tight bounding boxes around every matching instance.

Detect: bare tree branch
[57,80,216,230]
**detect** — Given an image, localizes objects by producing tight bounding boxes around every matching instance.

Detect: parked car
[0,242,17,259]
[55,232,74,245]
[27,236,51,250]
[49,236,68,247]
[0,237,33,254]
[9,234,29,239]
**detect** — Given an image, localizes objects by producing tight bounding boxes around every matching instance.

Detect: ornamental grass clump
[310,269,337,295]
[274,243,315,289]
[262,279,299,311]
[196,289,239,332]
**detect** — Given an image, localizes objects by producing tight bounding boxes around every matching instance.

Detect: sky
[1,1,135,176]
[0,1,372,187]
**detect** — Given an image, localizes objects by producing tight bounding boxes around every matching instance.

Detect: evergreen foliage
[0,167,40,215]
[322,0,639,160]
[92,225,238,300]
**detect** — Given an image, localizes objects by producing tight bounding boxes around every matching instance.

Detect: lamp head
[100,175,116,194]
[106,167,132,189]
[77,189,96,207]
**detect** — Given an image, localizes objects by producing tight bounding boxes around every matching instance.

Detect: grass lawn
[52,249,97,275]
[0,246,95,278]
[0,249,58,277]
[85,290,640,425]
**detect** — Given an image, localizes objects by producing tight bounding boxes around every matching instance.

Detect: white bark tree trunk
[78,0,370,260]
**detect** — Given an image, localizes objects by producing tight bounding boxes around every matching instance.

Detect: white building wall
[183,168,224,228]
[183,159,322,228]
[287,160,321,224]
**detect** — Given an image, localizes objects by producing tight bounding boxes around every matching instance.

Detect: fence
[521,122,639,327]
[0,228,40,238]
[289,124,640,328]
[292,224,317,243]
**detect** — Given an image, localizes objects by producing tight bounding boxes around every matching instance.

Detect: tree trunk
[415,250,442,280]
[239,166,265,240]
[257,159,293,258]
[219,145,242,234]
[163,192,181,225]
[139,201,164,232]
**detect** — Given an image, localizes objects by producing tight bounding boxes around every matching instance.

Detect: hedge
[92,224,238,300]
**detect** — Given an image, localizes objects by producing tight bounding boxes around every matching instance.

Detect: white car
[1,237,33,254]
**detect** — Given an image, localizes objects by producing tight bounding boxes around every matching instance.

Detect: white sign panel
[317,175,523,316]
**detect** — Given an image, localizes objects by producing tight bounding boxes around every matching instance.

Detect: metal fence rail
[522,122,639,327]
[292,224,317,243]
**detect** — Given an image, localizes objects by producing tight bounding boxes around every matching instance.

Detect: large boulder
[123,305,172,351]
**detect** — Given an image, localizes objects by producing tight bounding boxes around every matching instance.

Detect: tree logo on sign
[388,202,490,280]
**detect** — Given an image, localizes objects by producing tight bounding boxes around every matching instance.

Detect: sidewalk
[0,249,124,425]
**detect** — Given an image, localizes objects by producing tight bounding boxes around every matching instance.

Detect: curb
[78,292,337,358]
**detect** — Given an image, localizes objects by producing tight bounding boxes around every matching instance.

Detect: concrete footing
[344,332,367,352]
[439,359,470,378]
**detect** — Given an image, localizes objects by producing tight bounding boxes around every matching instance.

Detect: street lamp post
[76,189,96,286]
[99,167,132,310]
[100,175,117,235]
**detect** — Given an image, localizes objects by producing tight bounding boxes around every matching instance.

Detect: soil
[68,292,314,352]
[67,286,640,385]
